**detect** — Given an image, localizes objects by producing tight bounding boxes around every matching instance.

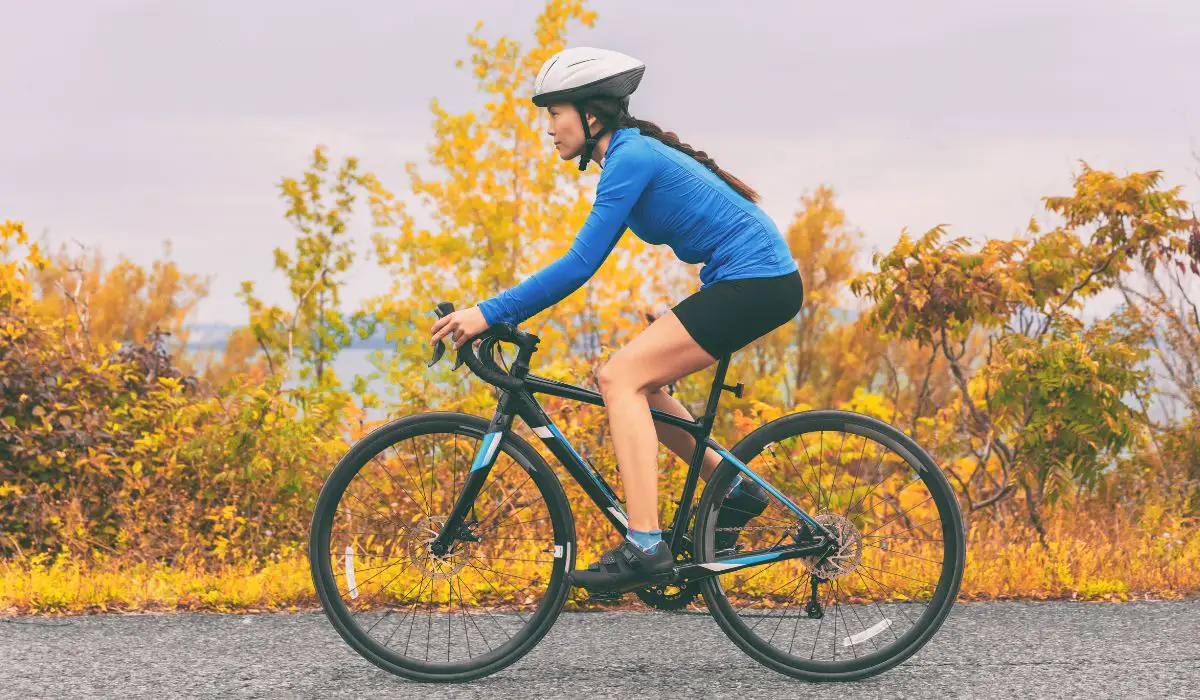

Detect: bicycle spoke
[838,434,871,520]
[388,443,435,516]
[345,488,406,531]
[860,494,936,538]
[841,439,890,518]
[835,579,878,654]
[370,452,429,519]
[484,515,552,532]
[749,577,808,632]
[862,532,943,545]
[463,560,532,625]
[373,577,428,644]
[857,562,938,588]
[855,570,906,641]
[338,506,401,529]
[395,576,429,655]
[825,430,848,513]
[773,442,823,513]
[855,566,923,627]
[475,555,555,565]
[864,542,943,566]
[475,474,536,532]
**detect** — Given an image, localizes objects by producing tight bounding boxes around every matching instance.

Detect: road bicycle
[309,301,965,682]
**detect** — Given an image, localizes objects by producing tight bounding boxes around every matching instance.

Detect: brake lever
[426,301,456,368]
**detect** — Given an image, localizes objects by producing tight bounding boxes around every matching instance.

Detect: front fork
[428,393,520,556]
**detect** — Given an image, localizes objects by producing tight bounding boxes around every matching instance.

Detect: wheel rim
[704,421,961,671]
[315,426,565,670]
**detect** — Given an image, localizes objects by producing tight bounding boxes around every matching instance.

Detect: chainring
[634,536,701,611]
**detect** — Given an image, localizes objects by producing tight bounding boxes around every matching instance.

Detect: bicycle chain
[714,525,799,532]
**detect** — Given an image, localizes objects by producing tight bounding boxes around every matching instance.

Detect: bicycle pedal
[647,571,677,585]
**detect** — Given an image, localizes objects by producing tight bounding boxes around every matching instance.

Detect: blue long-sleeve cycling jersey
[477,127,798,326]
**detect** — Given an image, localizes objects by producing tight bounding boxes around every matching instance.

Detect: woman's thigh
[598,310,717,394]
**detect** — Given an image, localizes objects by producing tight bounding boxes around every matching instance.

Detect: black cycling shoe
[714,479,770,553]
[571,540,675,594]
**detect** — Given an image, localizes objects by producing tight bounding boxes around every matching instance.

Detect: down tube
[517,399,631,535]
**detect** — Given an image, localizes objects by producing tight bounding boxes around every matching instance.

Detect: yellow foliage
[0,220,47,310]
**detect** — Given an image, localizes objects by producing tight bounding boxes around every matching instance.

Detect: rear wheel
[309,412,575,682]
[695,409,965,681]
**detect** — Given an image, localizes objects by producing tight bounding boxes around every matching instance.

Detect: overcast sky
[2,0,1197,322]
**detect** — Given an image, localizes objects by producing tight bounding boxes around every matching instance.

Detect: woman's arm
[478,144,655,326]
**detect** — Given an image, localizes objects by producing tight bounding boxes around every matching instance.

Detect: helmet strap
[575,103,608,171]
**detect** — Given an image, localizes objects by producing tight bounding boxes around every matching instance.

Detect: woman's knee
[597,361,622,396]
[597,359,653,397]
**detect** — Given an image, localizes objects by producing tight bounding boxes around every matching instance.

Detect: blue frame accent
[469,431,501,472]
[715,447,823,530]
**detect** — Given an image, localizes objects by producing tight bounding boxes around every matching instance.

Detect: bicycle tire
[695,409,965,681]
[309,411,576,682]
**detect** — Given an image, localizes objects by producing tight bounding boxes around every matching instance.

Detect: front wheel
[695,409,965,681]
[309,412,576,682]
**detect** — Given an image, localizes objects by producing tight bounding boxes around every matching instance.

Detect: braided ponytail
[579,97,762,204]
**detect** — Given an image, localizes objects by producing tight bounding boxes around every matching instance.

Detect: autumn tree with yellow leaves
[852,167,1200,537]
[3,0,1200,611]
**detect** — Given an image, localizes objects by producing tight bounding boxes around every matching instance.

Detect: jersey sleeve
[477,144,655,326]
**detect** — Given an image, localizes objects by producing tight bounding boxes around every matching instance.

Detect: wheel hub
[804,511,863,580]
[406,515,469,580]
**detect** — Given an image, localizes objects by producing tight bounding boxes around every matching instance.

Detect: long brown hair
[579,97,762,204]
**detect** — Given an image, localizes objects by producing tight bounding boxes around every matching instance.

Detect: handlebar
[427,302,540,392]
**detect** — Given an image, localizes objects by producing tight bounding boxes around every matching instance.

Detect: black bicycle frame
[430,341,834,580]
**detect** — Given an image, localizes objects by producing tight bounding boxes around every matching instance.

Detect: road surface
[3,602,1197,698]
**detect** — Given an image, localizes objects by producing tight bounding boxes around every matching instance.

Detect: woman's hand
[430,306,490,350]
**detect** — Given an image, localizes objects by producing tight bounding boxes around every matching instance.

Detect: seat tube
[667,354,732,552]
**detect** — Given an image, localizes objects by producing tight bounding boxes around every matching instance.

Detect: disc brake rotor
[405,515,469,580]
[804,511,863,580]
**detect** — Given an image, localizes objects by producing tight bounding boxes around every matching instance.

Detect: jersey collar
[598,127,635,167]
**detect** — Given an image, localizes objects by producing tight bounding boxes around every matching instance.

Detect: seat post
[698,353,733,433]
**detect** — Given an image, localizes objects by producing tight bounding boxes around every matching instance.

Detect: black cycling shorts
[670,269,804,359]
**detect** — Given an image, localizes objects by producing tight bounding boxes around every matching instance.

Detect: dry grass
[0,552,317,614]
[958,503,1200,601]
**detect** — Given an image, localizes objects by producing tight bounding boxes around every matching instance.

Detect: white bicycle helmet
[532,47,645,170]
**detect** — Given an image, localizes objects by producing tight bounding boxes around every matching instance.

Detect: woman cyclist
[430,46,804,593]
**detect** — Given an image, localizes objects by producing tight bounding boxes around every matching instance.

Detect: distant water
[186,347,387,387]
[327,348,387,386]
[184,347,403,422]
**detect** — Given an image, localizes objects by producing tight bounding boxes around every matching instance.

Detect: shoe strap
[619,542,644,569]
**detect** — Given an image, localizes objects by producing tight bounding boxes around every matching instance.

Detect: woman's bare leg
[646,388,724,481]
[598,311,717,532]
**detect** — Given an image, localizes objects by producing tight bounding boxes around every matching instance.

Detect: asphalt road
[3,602,1197,698]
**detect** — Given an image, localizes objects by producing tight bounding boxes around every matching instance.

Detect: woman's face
[545,103,598,161]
